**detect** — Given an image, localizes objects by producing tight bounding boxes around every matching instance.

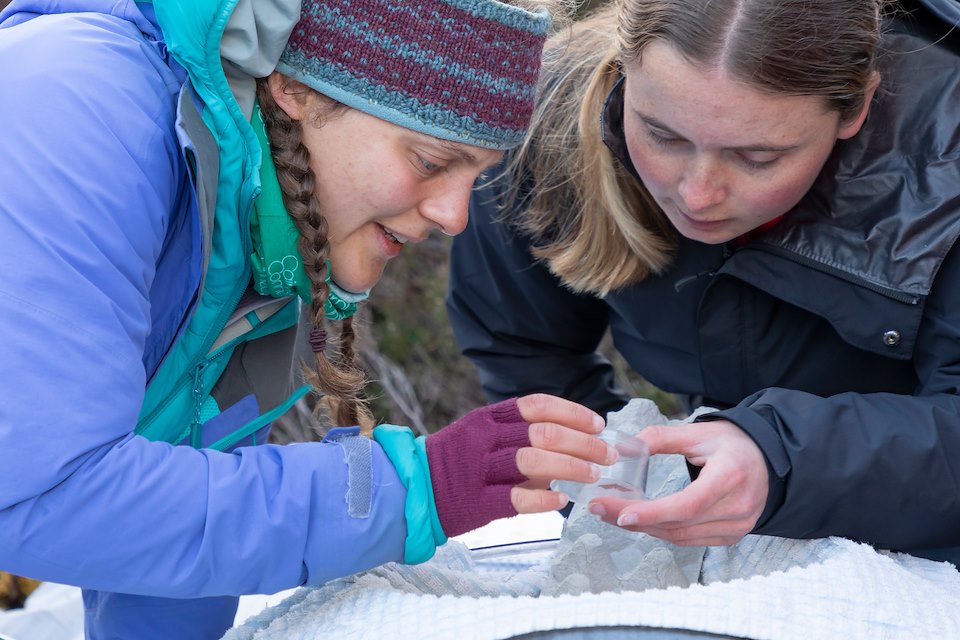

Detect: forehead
[625,41,837,147]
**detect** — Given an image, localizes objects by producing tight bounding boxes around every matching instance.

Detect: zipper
[674,270,716,292]
[137,277,248,435]
[674,244,731,292]
[188,361,209,448]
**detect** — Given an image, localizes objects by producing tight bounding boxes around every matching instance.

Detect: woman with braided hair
[0,0,613,637]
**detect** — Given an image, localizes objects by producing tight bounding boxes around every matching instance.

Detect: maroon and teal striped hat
[276,0,552,150]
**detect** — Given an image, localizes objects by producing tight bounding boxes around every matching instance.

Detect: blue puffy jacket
[0,0,411,605]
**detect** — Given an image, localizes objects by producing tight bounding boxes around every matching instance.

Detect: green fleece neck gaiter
[249,102,368,320]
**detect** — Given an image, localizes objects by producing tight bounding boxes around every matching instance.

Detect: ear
[267,72,309,121]
[837,71,880,140]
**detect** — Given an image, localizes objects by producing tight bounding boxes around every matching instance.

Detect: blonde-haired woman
[449,0,960,562]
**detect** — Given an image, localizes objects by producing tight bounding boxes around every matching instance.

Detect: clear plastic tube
[551,429,650,501]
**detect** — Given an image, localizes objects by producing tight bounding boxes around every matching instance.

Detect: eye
[413,154,445,176]
[646,128,684,148]
[737,153,780,171]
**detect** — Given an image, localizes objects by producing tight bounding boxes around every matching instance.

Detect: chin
[328,258,387,294]
[339,271,384,295]
[678,228,733,246]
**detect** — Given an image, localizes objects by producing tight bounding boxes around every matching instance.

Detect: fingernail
[617,513,638,527]
[588,464,600,482]
[557,493,570,508]
[593,415,605,431]
[588,503,605,517]
[605,445,619,464]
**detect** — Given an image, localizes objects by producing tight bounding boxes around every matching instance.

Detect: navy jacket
[448,6,960,563]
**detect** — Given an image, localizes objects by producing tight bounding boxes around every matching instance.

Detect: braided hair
[255,77,372,431]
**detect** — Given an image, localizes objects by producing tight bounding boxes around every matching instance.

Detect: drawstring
[673,270,716,292]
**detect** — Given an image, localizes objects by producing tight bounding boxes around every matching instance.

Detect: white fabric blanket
[223,536,960,640]
[224,401,960,639]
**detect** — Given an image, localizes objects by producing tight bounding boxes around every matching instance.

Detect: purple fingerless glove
[425,398,531,538]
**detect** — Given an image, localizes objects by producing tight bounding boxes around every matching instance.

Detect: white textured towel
[225,400,960,639]
[223,536,960,640]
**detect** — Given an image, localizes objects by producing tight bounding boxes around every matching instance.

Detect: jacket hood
[142,0,302,218]
[152,0,300,119]
[219,0,301,119]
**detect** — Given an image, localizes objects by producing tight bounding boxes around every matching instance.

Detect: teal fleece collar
[249,101,368,320]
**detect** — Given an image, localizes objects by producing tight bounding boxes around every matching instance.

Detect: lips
[675,207,724,229]
[379,224,406,245]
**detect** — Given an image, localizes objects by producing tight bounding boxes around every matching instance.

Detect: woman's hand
[425,394,612,537]
[587,419,768,546]
[510,393,615,513]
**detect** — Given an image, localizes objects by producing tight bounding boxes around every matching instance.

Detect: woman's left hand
[587,419,769,546]
[509,393,615,514]
[425,394,612,538]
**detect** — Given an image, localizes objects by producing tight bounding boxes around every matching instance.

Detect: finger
[516,447,601,485]
[516,394,605,434]
[620,522,752,547]
[511,486,570,514]
[586,496,643,526]
[590,479,720,529]
[637,423,711,458]
[528,421,618,465]
[586,500,753,545]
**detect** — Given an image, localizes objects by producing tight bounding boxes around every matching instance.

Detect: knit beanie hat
[275,0,552,150]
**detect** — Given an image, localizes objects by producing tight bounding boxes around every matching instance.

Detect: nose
[419,176,473,236]
[677,158,726,213]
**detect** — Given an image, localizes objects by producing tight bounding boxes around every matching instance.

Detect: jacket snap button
[883,330,901,347]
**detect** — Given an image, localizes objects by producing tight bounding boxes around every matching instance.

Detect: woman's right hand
[587,419,768,546]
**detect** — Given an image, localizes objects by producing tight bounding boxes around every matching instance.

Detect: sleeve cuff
[373,424,446,564]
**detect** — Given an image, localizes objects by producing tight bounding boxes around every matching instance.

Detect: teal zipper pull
[189,361,208,448]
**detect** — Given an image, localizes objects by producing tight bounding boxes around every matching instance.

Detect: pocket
[175,394,267,451]
[203,385,310,451]
[188,320,310,451]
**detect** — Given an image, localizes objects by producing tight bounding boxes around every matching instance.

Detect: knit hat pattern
[276,0,551,150]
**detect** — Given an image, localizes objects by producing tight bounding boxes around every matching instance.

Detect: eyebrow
[640,114,800,153]
[438,139,482,165]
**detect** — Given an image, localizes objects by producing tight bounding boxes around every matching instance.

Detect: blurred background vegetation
[358,236,681,432]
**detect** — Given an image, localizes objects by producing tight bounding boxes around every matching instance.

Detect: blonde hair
[508,0,888,295]
[508,4,674,296]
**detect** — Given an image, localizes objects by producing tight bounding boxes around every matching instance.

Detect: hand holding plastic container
[551,428,650,502]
